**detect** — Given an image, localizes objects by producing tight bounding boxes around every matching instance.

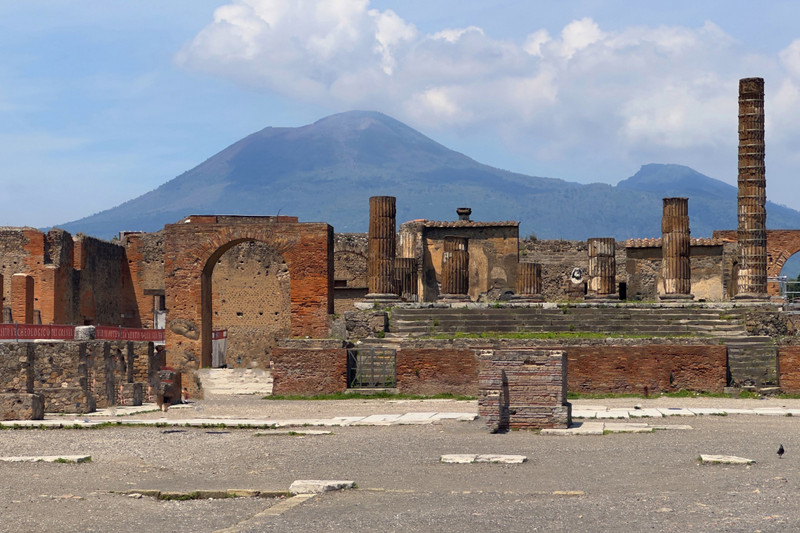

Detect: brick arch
[765,230,800,278]
[714,229,800,296]
[164,216,333,378]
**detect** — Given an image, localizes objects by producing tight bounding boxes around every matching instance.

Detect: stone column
[661,197,693,300]
[393,258,418,301]
[367,196,398,300]
[736,77,768,299]
[440,237,469,300]
[11,273,34,324]
[587,238,617,299]
[516,262,543,301]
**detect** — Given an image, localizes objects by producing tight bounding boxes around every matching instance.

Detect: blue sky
[2,0,800,236]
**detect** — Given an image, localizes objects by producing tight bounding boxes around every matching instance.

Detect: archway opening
[201,239,290,368]
[780,252,800,301]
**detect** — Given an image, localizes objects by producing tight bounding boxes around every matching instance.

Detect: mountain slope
[58,111,800,241]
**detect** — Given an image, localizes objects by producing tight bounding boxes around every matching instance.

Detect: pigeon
[778,444,785,458]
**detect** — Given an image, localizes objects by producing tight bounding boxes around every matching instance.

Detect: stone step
[197,368,274,396]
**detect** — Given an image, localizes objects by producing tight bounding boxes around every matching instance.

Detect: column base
[510,294,544,303]
[584,294,619,301]
[733,293,770,301]
[438,293,471,302]
[660,293,694,301]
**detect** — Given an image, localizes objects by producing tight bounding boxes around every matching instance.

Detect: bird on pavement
[778,444,785,458]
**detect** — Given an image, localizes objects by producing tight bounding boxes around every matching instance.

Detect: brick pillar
[587,238,617,299]
[367,196,398,300]
[516,262,543,300]
[393,257,418,301]
[661,197,693,300]
[736,77,768,299]
[440,237,469,300]
[11,273,34,324]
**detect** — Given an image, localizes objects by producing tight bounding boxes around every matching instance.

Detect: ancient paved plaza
[1,397,800,532]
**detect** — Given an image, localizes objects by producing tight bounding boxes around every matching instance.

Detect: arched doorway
[164,216,333,390]
[780,252,800,301]
[205,240,290,369]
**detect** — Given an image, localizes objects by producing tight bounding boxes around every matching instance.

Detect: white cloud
[178,0,800,190]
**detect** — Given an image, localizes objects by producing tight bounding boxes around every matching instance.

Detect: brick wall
[779,346,800,393]
[395,346,478,396]
[271,339,347,395]
[211,241,290,368]
[568,344,727,394]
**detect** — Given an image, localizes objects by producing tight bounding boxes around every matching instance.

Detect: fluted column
[440,237,469,300]
[367,196,397,299]
[516,262,543,300]
[736,77,768,299]
[661,197,693,300]
[393,258,418,301]
[587,238,617,299]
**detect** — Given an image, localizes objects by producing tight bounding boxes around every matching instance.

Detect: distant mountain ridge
[58,111,800,241]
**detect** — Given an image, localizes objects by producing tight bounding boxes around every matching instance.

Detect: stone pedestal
[478,349,571,431]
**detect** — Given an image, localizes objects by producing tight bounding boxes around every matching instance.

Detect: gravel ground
[3,397,800,532]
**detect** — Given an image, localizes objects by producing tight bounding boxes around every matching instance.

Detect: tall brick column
[11,273,34,324]
[367,196,398,300]
[440,236,469,300]
[516,262,543,301]
[736,77,768,299]
[661,197,693,300]
[587,238,617,299]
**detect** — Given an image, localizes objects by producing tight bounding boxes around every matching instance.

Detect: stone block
[0,392,45,420]
[119,382,144,406]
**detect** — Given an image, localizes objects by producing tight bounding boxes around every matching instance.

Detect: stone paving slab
[686,408,729,416]
[628,409,664,418]
[0,455,91,463]
[541,421,693,436]
[441,454,527,464]
[571,410,598,419]
[657,408,695,417]
[699,454,755,465]
[596,409,630,419]
[289,480,355,494]
[353,414,403,425]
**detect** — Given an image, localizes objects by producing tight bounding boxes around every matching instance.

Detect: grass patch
[425,331,694,340]
[567,390,733,400]
[662,390,733,399]
[737,390,761,399]
[777,393,800,399]
[264,392,476,401]
[567,392,643,400]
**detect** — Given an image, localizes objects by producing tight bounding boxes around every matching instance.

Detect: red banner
[0,324,76,340]
[0,324,164,342]
[212,329,228,341]
[96,327,165,342]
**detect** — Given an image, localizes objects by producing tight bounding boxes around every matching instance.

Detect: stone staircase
[725,336,778,389]
[389,306,748,338]
[196,368,274,397]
